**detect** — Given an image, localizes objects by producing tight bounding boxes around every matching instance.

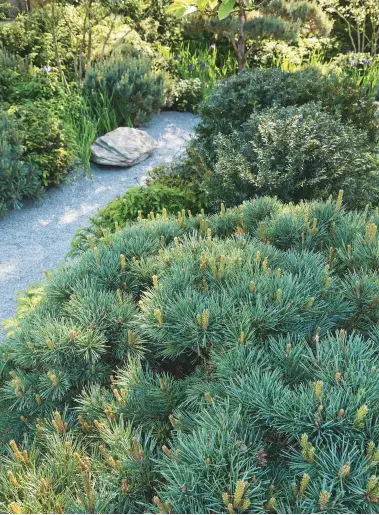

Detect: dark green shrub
[9,100,75,186]
[0,47,75,189]
[70,183,203,256]
[161,66,379,210]
[207,102,379,207]
[0,2,11,21]
[84,53,165,128]
[168,77,203,112]
[197,66,378,157]
[0,46,65,106]
[3,196,379,512]
[0,112,42,216]
[8,68,64,104]
[0,47,28,102]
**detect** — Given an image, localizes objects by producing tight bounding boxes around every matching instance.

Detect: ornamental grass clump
[4,194,379,512]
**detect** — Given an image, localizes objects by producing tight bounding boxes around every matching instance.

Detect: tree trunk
[78,7,88,83]
[101,16,115,60]
[50,0,69,91]
[236,0,247,72]
[86,0,93,65]
[236,40,246,72]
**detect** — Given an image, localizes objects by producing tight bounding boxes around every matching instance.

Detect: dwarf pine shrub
[84,52,165,128]
[4,194,379,512]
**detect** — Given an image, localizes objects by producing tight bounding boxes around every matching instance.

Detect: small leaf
[167,0,195,17]
[197,0,211,9]
[218,0,235,19]
[166,4,185,16]
[184,5,198,14]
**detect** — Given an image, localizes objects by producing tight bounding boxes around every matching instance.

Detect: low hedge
[70,183,203,256]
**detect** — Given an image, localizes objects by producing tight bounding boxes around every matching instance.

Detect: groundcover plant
[2,194,379,513]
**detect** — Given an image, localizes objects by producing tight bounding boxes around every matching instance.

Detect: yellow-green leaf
[218,0,235,19]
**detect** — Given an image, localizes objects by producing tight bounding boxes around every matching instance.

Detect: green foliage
[0,419,158,514]
[0,46,28,102]
[70,183,203,256]
[330,52,379,99]
[0,2,10,21]
[0,8,71,72]
[319,0,379,55]
[161,65,379,210]
[7,67,64,104]
[197,66,378,152]
[4,196,379,512]
[207,101,379,207]
[84,53,165,127]
[155,40,235,110]
[135,0,183,48]
[0,1,183,84]
[0,112,42,216]
[8,99,75,187]
[0,4,142,82]
[169,0,331,71]
[168,77,203,111]
[0,45,68,108]
[61,93,98,174]
[159,40,237,97]
[0,46,64,106]
[0,45,75,194]
[251,35,334,68]
[2,284,44,337]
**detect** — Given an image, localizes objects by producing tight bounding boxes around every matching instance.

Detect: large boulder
[91,127,157,167]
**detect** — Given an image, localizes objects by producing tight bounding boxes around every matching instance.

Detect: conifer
[2,196,379,512]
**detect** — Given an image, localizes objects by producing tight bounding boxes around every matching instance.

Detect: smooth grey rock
[91,127,157,167]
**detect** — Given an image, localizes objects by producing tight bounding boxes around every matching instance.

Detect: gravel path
[0,111,199,335]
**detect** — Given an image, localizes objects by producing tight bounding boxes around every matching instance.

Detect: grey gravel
[0,111,199,336]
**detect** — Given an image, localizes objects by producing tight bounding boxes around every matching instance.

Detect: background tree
[318,0,379,55]
[169,0,332,71]
[33,0,139,85]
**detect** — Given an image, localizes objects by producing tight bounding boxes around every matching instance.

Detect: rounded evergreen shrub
[208,101,379,207]
[157,66,379,212]
[9,99,75,186]
[3,195,379,512]
[84,53,166,127]
[168,78,203,112]
[197,66,378,157]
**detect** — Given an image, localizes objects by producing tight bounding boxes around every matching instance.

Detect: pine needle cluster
[2,194,379,512]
